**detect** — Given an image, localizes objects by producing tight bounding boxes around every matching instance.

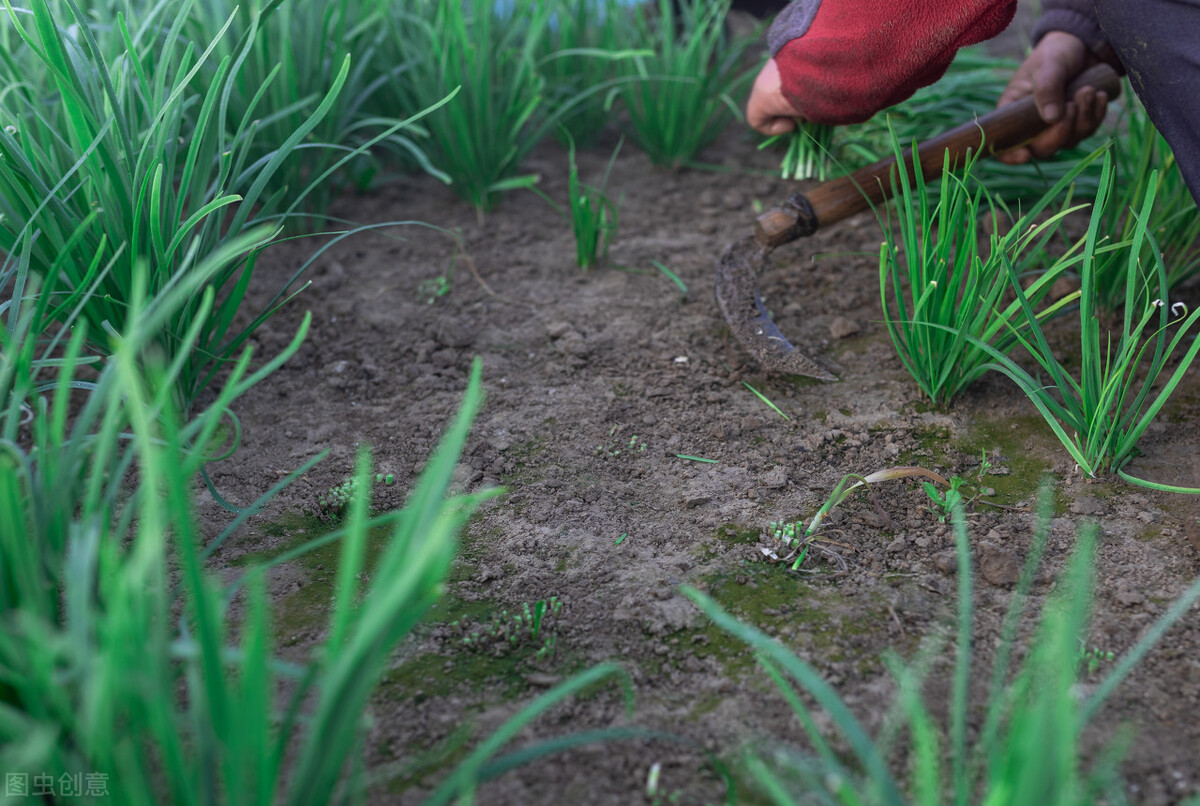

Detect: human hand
[997,31,1109,164]
[747,58,804,136]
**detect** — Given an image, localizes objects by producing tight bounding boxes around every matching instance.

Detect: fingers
[1024,88,1110,159]
[997,146,1033,166]
[754,116,798,136]
[1025,104,1078,159]
[1029,32,1088,123]
[1031,63,1068,123]
[746,58,803,136]
[1076,86,1109,135]
[995,32,1098,165]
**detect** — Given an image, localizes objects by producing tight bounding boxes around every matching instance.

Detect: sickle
[716,63,1121,378]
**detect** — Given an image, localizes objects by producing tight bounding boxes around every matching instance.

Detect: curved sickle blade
[715,236,838,381]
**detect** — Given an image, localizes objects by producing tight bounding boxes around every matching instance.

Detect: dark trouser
[1094,0,1200,206]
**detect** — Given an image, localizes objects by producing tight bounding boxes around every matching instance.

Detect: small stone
[1070,496,1104,516]
[829,316,862,339]
[545,321,573,339]
[1137,510,1156,524]
[886,537,906,553]
[918,575,950,595]
[1116,589,1145,607]
[978,542,1020,587]
[431,348,457,368]
[432,318,477,348]
[526,673,561,687]
[555,333,590,357]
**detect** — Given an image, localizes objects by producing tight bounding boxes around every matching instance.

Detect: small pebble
[829,316,861,339]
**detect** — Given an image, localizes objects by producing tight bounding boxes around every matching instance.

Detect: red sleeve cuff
[774,0,1016,125]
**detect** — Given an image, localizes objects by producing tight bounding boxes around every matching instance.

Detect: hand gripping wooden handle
[755,62,1121,247]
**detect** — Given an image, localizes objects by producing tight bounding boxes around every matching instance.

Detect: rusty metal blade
[715,236,838,380]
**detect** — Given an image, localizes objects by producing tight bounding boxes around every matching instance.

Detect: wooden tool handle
[755,63,1121,247]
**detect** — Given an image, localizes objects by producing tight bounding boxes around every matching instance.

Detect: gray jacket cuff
[1033,3,1110,54]
[767,0,822,57]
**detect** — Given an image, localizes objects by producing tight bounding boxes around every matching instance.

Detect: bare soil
[201,120,1200,805]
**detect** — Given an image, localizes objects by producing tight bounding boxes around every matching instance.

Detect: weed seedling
[766,466,952,571]
[1078,644,1116,676]
[923,476,966,522]
[594,426,647,458]
[646,761,683,805]
[317,472,394,520]
[762,520,811,568]
[419,274,452,304]
[923,450,994,521]
[458,597,564,662]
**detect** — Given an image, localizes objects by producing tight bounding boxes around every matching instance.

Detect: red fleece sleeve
[774,0,1017,125]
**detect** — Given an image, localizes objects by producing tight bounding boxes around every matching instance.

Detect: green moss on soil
[237,513,492,643]
[899,414,1064,508]
[953,414,1062,508]
[716,524,761,546]
[696,523,761,563]
[242,514,578,713]
[664,562,885,685]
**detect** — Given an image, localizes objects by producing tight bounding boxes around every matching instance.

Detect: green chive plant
[0,304,631,804]
[968,149,1200,488]
[386,0,552,213]
[879,126,1096,407]
[1090,99,1200,312]
[617,0,761,168]
[535,0,649,147]
[760,121,836,182]
[534,134,623,268]
[184,0,446,215]
[0,0,450,406]
[0,227,295,622]
[686,482,1200,804]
